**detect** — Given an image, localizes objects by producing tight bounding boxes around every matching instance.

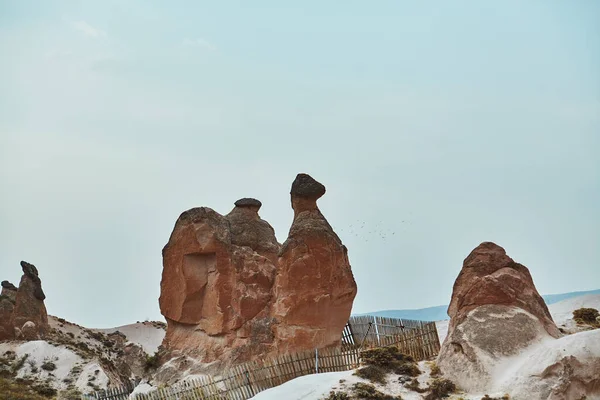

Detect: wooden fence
[85,315,439,400]
[343,315,440,360]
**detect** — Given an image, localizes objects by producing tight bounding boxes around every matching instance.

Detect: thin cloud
[71,20,107,38]
[182,38,217,51]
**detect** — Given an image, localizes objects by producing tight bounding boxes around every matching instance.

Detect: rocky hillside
[0,315,165,398]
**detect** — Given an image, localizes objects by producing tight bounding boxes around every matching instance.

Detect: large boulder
[159,174,357,368]
[272,174,357,352]
[10,261,49,338]
[437,242,560,392]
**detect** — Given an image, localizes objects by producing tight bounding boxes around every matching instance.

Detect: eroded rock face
[447,242,559,338]
[159,202,279,364]
[0,281,17,340]
[438,242,560,391]
[0,297,15,340]
[159,175,357,368]
[272,174,357,352]
[1,281,17,302]
[11,261,49,338]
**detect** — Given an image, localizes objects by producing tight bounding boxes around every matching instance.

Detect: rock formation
[159,174,357,367]
[437,242,560,392]
[1,281,18,302]
[159,203,278,364]
[0,261,49,341]
[272,174,357,352]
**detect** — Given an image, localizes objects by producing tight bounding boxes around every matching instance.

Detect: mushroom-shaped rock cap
[290,173,326,199]
[234,198,262,208]
[1,281,17,291]
[20,261,39,278]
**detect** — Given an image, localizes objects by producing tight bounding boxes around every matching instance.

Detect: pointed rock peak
[290,173,326,200]
[471,241,506,253]
[20,261,39,279]
[1,281,17,291]
[234,198,262,209]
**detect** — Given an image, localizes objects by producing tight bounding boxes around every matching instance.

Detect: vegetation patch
[0,377,49,399]
[425,378,456,400]
[428,361,441,377]
[11,354,29,374]
[405,378,426,393]
[360,346,420,377]
[32,383,57,397]
[351,382,402,400]
[573,308,600,327]
[354,365,387,384]
[144,352,161,371]
[480,395,510,400]
[57,387,83,400]
[324,391,351,400]
[41,358,57,372]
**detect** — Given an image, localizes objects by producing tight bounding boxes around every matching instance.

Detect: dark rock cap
[234,198,262,208]
[20,261,39,278]
[1,281,17,291]
[290,173,326,199]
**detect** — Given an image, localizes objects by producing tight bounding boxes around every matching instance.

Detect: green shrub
[425,378,456,400]
[573,308,600,325]
[354,365,387,384]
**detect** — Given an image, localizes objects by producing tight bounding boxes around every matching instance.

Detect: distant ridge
[356,288,600,321]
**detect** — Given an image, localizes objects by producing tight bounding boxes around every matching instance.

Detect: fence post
[245,369,255,397]
[359,322,373,350]
[315,348,319,374]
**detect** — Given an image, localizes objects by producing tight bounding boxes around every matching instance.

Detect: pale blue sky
[1,1,599,327]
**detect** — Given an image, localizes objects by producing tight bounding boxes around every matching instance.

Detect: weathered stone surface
[226,200,280,262]
[290,173,326,199]
[159,205,279,363]
[446,242,559,338]
[272,174,357,353]
[1,282,17,304]
[0,280,18,339]
[0,296,15,340]
[10,261,49,338]
[438,242,561,391]
[234,198,262,208]
[20,321,39,340]
[159,174,357,368]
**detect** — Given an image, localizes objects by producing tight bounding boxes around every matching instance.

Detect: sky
[1,1,599,328]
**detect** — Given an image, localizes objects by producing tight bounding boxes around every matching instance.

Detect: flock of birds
[338,215,413,242]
